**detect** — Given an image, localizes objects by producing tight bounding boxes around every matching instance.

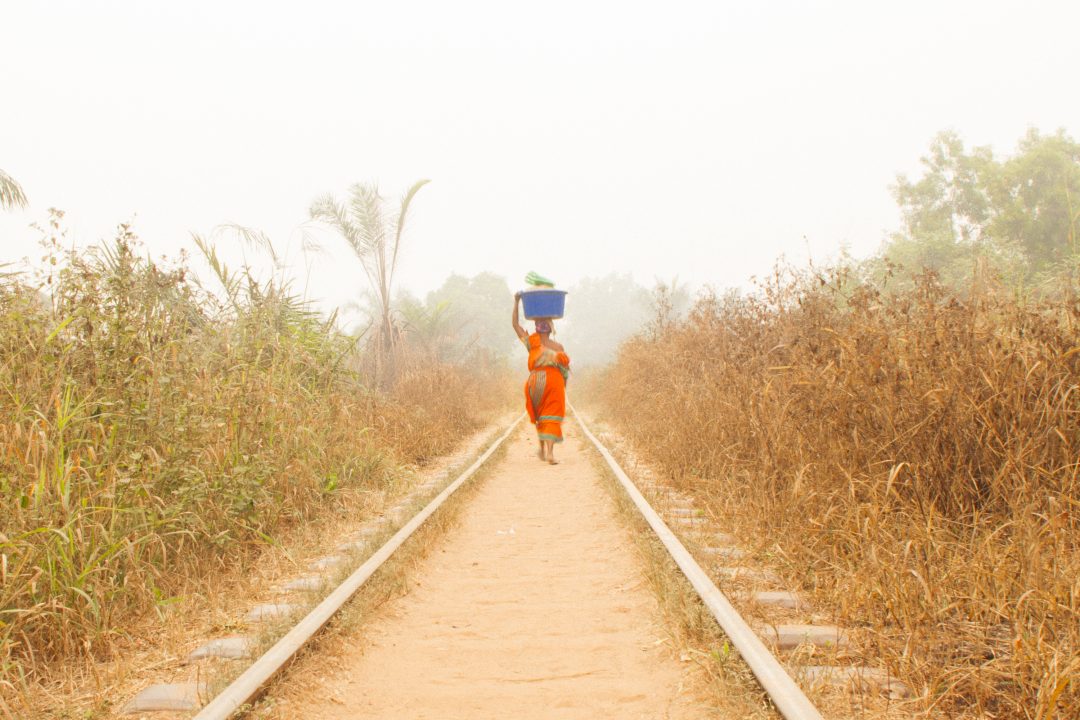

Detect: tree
[645,277,692,338]
[882,129,1080,287]
[0,168,28,211]
[309,179,430,381]
[396,290,458,361]
[892,130,995,247]
[988,129,1080,269]
[424,272,517,359]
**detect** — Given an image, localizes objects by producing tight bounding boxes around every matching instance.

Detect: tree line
[876,127,1080,289]
[5,125,1077,369]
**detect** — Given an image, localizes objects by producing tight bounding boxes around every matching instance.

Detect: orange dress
[522,333,570,443]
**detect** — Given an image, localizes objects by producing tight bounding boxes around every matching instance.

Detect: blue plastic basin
[521,289,567,319]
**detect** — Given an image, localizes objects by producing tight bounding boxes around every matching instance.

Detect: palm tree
[398,296,460,361]
[0,168,28,211]
[309,179,430,382]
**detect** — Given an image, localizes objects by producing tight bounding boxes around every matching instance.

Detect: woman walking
[512,292,570,464]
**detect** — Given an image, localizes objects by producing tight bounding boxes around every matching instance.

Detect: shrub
[597,265,1079,718]
[0,222,505,693]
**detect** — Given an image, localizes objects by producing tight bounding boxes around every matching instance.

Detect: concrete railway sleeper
[120,411,905,718]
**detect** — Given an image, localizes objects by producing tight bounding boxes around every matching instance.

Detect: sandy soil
[279,419,711,719]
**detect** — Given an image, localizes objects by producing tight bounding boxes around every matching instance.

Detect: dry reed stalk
[594,265,1079,719]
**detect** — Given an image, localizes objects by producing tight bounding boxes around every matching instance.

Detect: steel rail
[572,406,824,720]
[192,414,525,720]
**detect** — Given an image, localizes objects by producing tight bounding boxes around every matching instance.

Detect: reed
[0,222,505,707]
[595,264,1079,719]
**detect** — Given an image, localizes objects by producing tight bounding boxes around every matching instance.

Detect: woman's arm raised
[511,292,527,341]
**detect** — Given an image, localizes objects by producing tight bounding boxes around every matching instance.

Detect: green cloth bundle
[525,271,555,288]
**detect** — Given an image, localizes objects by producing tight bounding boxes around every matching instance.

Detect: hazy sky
[3,0,1078,316]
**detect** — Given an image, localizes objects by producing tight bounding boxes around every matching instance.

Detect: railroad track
[121,411,905,718]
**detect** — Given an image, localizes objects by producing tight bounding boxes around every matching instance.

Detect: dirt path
[279,419,710,719]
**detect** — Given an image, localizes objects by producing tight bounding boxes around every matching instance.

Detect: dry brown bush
[595,265,1079,719]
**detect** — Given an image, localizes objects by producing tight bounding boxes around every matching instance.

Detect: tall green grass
[0,220,504,698]
[595,265,1079,719]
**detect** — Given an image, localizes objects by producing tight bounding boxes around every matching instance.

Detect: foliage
[309,180,431,382]
[0,168,28,211]
[422,272,518,360]
[396,290,459,360]
[0,217,502,697]
[595,263,1080,718]
[881,128,1080,290]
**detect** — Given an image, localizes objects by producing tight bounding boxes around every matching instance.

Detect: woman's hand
[514,291,522,301]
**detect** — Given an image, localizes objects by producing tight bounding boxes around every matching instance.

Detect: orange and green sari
[522,333,570,443]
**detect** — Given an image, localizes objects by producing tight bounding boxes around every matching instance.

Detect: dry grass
[592,265,1079,719]
[0,225,509,716]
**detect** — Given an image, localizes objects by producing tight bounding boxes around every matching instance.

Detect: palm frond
[345,183,384,254]
[0,168,28,211]
[214,223,279,266]
[346,183,392,313]
[310,194,364,257]
[390,178,431,287]
[191,233,243,311]
[296,226,328,257]
[349,185,389,312]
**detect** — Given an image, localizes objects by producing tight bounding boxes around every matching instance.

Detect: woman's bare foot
[537,445,546,461]
[547,457,559,465]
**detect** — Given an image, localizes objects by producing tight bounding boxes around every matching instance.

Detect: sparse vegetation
[594,263,1079,718]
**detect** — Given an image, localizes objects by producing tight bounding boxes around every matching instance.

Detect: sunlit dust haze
[3,0,1078,317]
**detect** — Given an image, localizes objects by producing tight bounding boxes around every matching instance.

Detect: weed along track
[120,414,899,719]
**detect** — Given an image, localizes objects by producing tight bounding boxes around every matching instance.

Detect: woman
[512,292,570,464]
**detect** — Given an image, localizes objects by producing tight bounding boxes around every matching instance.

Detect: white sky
[2,0,1078,315]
